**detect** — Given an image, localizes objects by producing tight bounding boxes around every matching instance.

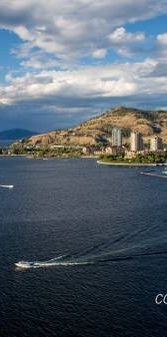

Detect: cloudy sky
[0,0,167,131]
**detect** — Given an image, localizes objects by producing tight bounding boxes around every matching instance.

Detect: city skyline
[0,1,167,132]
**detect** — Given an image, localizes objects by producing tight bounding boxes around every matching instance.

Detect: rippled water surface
[0,157,167,337]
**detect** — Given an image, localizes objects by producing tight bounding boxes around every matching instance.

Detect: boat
[15,261,35,269]
[0,184,14,189]
[15,260,47,269]
[162,167,167,175]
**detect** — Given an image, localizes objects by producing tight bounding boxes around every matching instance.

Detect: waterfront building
[131,132,143,152]
[112,128,122,147]
[94,148,106,156]
[105,146,113,155]
[125,150,137,159]
[105,146,125,156]
[150,136,163,152]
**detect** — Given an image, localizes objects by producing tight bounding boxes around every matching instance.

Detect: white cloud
[0,0,167,130]
[157,33,167,45]
[92,49,107,59]
[0,58,167,108]
[108,27,146,57]
[0,0,166,61]
[20,54,60,70]
[149,33,167,60]
[109,27,145,45]
[13,25,33,41]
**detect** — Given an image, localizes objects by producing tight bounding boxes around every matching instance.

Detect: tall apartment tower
[150,136,163,152]
[112,127,122,147]
[131,132,143,152]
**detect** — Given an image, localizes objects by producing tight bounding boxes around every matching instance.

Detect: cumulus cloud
[0,0,167,130]
[1,58,167,131]
[92,49,107,59]
[0,58,167,107]
[109,27,145,45]
[0,0,167,60]
[108,27,146,57]
[156,33,167,59]
[157,33,167,45]
[0,66,136,105]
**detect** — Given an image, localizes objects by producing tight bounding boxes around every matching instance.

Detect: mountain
[22,107,167,147]
[0,129,37,140]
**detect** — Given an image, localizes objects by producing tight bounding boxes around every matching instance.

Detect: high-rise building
[131,132,143,152]
[112,127,122,147]
[150,136,163,152]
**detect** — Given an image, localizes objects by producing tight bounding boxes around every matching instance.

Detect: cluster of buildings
[111,127,163,153]
[130,131,163,152]
[113,128,164,157]
[83,127,164,157]
[113,128,164,156]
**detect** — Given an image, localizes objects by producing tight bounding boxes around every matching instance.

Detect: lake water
[0,157,167,337]
[0,140,15,148]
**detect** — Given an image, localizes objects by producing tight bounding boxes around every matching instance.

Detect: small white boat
[162,168,167,175]
[0,184,14,189]
[15,261,35,269]
[15,260,53,269]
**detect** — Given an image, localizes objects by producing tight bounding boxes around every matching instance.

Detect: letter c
[155,294,163,304]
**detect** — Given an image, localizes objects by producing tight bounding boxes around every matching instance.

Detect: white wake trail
[15,255,94,269]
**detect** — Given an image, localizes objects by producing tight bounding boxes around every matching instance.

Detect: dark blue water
[0,140,15,148]
[0,157,167,337]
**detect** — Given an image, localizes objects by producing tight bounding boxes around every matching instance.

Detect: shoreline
[0,154,26,158]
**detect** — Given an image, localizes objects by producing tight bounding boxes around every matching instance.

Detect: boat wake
[15,245,167,270]
[15,255,94,269]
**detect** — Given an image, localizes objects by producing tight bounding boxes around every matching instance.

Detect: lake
[0,140,15,148]
[0,157,167,337]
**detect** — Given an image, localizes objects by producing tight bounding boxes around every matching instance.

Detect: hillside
[24,107,167,147]
[0,128,37,140]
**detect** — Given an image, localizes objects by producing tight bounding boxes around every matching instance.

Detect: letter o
[163,294,167,304]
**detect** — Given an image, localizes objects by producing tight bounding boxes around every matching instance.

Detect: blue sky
[0,0,167,132]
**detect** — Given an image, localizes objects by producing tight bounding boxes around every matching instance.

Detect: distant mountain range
[23,106,167,147]
[0,128,37,140]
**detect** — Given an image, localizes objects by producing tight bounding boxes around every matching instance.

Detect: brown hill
[24,106,167,147]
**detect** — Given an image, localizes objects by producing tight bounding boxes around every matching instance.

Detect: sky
[0,0,167,132]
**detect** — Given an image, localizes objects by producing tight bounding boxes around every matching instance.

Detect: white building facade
[112,128,122,147]
[150,136,163,151]
[131,132,143,152]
